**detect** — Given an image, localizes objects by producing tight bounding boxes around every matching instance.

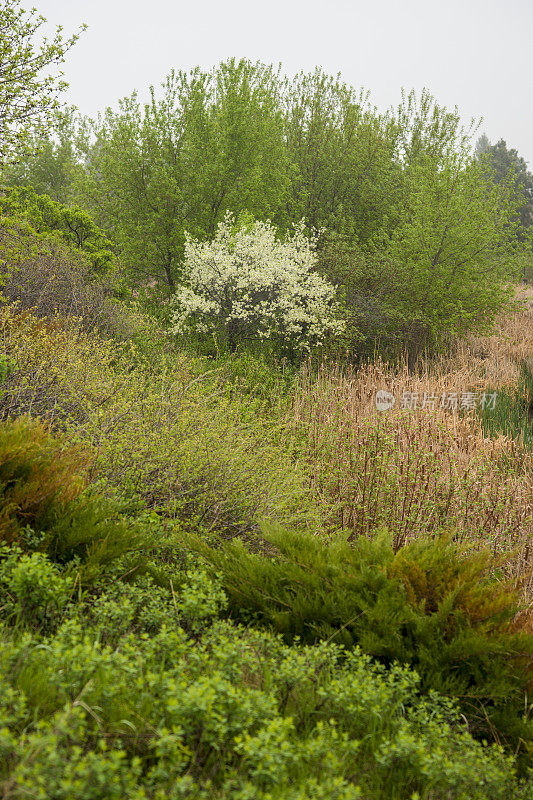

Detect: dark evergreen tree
[476,135,533,228]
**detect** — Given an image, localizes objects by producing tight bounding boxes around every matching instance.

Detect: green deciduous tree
[0,0,84,164]
[0,185,115,274]
[475,135,533,230]
[321,93,527,359]
[283,69,400,242]
[77,59,290,293]
[1,108,80,202]
[378,150,524,358]
[182,60,290,238]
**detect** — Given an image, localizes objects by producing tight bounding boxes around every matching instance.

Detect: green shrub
[0,186,116,275]
[190,526,533,759]
[0,308,315,536]
[74,566,228,645]
[0,416,86,545]
[0,598,528,799]
[0,545,73,631]
[0,417,147,579]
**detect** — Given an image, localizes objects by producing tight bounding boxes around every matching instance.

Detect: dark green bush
[190,525,533,760]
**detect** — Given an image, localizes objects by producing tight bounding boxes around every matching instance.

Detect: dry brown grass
[464,285,533,384]
[287,290,533,596]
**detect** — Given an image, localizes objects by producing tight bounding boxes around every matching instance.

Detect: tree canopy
[475,135,533,228]
[1,56,528,356]
[0,0,84,164]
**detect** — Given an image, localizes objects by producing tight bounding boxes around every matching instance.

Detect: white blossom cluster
[171,215,345,349]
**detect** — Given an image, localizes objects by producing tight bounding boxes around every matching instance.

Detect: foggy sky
[36,0,533,164]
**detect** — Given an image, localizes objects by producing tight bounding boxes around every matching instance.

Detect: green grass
[474,360,533,448]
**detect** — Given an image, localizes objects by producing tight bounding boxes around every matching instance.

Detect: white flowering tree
[171,215,345,352]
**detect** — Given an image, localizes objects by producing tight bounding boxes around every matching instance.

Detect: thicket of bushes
[2,600,529,799]
[0,305,531,790]
[0,417,531,798]
[190,524,533,756]
[2,304,531,557]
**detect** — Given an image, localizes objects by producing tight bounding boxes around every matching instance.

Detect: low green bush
[190,525,533,760]
[0,308,316,537]
[0,545,74,632]
[0,572,529,799]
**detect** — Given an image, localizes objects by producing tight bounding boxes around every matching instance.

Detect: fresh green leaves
[77,60,290,293]
[0,186,116,275]
[0,188,115,275]
[0,0,84,164]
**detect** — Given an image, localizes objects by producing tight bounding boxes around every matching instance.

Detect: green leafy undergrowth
[0,186,116,275]
[0,561,530,800]
[190,525,533,762]
[1,309,316,537]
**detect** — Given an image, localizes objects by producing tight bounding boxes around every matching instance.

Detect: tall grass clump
[474,360,533,448]
[287,360,533,592]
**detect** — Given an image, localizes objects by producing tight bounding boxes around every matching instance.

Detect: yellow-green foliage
[0,306,314,535]
[0,602,526,800]
[0,416,86,544]
[0,308,131,425]
[0,417,149,578]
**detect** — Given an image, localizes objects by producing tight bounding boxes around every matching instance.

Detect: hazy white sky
[36,0,533,163]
